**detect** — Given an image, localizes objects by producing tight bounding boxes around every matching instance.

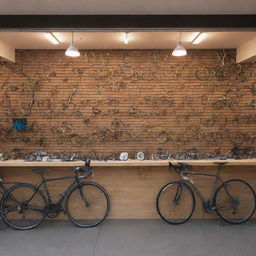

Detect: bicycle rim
[214,179,256,224]
[65,182,110,228]
[156,181,195,225]
[1,184,46,230]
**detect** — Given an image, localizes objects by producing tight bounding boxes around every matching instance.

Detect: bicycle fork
[173,183,184,205]
[76,178,90,208]
[78,186,90,207]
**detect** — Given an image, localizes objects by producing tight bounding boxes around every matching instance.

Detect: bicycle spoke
[3,207,19,213]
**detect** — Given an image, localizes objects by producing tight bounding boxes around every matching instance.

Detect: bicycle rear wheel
[156,181,195,224]
[214,179,256,224]
[0,184,46,230]
[65,182,110,228]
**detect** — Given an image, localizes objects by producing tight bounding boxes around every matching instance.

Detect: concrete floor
[1,219,256,256]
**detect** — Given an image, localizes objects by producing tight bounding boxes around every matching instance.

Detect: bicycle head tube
[85,159,91,168]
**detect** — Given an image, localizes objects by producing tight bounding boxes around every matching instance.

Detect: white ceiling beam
[0,39,15,62]
[236,37,256,63]
[0,0,255,14]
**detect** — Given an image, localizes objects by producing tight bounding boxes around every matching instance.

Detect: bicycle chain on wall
[0,49,255,159]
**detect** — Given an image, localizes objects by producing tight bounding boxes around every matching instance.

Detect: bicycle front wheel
[1,184,46,230]
[156,181,195,225]
[214,179,256,224]
[65,182,110,228]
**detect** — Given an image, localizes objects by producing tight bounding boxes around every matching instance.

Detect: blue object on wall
[13,118,27,130]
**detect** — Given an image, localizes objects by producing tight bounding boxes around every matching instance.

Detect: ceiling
[0,0,255,14]
[0,32,256,49]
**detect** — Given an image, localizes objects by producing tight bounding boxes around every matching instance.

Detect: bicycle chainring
[46,204,62,218]
[203,200,214,214]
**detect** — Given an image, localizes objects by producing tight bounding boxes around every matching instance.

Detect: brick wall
[0,49,255,159]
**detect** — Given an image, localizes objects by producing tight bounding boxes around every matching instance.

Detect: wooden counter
[1,159,256,167]
[1,159,256,220]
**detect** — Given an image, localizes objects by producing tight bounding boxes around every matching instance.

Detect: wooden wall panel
[1,166,256,219]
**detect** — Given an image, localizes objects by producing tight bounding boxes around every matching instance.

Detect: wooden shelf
[1,159,256,168]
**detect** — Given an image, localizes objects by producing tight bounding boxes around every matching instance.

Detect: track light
[192,32,207,44]
[172,32,187,57]
[45,32,60,45]
[124,32,129,44]
[65,32,80,57]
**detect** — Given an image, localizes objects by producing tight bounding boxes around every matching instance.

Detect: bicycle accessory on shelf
[136,152,145,161]
[120,152,128,161]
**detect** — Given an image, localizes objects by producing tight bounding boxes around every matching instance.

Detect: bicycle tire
[0,198,8,230]
[214,179,256,224]
[65,182,110,228]
[0,183,46,230]
[156,181,195,225]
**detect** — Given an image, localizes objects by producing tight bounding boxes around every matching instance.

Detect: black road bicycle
[156,162,256,224]
[0,160,110,230]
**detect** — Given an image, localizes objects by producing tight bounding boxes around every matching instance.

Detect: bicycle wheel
[214,179,256,224]
[65,182,110,228]
[156,181,195,224]
[0,183,46,230]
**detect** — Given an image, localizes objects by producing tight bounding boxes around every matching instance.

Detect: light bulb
[124,33,129,45]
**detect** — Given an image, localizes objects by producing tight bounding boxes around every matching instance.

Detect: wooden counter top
[1,159,256,167]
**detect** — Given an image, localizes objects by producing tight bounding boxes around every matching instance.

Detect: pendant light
[65,32,80,57]
[124,32,129,44]
[172,32,187,57]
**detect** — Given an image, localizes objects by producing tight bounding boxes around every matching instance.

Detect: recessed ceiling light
[189,32,200,42]
[192,32,208,44]
[45,32,60,45]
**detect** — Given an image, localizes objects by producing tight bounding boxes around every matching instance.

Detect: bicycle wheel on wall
[156,181,195,225]
[0,184,46,230]
[214,179,256,224]
[65,182,110,228]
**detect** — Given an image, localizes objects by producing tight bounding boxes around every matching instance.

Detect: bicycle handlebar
[85,159,91,167]
[168,162,191,173]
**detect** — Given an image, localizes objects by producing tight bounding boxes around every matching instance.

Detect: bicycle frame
[26,173,82,206]
[177,164,226,205]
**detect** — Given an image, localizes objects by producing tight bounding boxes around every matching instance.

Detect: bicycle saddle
[169,162,189,168]
[32,169,49,174]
